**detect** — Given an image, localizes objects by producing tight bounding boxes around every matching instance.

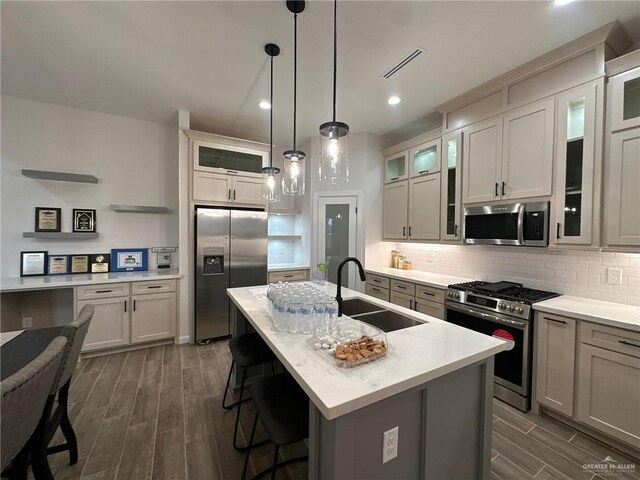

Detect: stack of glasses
[266,282,339,334]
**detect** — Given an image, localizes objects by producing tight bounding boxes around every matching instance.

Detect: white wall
[1,96,179,278]
[395,243,640,306]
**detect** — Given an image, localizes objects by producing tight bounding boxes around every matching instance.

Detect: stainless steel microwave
[463,201,549,247]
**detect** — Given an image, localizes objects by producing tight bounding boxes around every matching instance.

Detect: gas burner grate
[449,281,559,304]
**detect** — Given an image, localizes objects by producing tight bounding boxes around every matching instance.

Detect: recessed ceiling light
[388,96,401,105]
[554,0,575,5]
[259,100,271,109]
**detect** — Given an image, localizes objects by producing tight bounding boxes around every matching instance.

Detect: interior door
[317,196,357,289]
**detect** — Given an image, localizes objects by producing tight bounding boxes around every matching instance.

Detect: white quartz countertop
[227,283,506,420]
[268,264,310,272]
[0,269,182,292]
[366,267,473,289]
[533,295,640,332]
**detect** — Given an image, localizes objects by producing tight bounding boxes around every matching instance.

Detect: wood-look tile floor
[38,340,638,480]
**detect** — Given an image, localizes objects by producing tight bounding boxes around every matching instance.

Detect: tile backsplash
[395,243,640,306]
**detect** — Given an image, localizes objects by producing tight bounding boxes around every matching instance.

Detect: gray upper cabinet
[408,173,441,240]
[606,127,640,246]
[383,181,409,240]
[552,83,597,245]
[441,131,462,241]
[410,139,441,178]
[384,151,409,184]
[609,66,640,132]
[501,98,554,200]
[462,117,502,204]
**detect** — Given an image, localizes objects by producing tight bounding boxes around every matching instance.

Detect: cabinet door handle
[124,300,127,313]
[421,291,435,296]
[397,285,407,290]
[147,285,162,289]
[371,287,381,292]
[227,170,238,175]
[96,289,112,293]
[418,170,429,175]
[133,300,136,311]
[414,300,418,311]
[233,190,236,200]
[409,226,412,236]
[619,340,640,348]
[409,299,413,309]
[390,177,399,182]
[556,223,561,239]
[495,183,499,196]
[283,274,294,278]
[228,189,231,200]
[455,224,458,236]
[501,181,506,196]
[544,316,566,325]
[403,226,406,236]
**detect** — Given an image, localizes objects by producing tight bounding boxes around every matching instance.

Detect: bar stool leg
[233,367,247,451]
[31,397,55,480]
[7,442,29,480]
[270,445,280,480]
[222,359,236,410]
[242,413,259,480]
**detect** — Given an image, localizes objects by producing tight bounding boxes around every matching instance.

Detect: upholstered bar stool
[241,373,309,480]
[1,337,68,480]
[222,332,277,451]
[45,304,94,465]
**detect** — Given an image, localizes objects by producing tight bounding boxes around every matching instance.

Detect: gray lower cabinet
[576,324,640,448]
[390,290,413,309]
[415,299,445,319]
[535,313,576,417]
[365,284,390,302]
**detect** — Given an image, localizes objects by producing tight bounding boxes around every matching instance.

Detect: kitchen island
[227,284,506,479]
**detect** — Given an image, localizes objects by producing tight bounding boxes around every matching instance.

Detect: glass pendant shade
[319,121,349,183]
[282,150,306,195]
[262,166,281,202]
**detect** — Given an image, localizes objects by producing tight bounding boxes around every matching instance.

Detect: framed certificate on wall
[20,251,47,277]
[111,249,148,272]
[35,207,61,232]
[48,255,69,275]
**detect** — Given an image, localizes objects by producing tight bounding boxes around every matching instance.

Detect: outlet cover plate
[382,426,398,464]
[606,268,622,285]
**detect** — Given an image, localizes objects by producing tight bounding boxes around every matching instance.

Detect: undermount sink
[341,298,386,316]
[351,310,423,333]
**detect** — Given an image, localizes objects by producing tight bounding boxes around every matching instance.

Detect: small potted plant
[313,262,328,285]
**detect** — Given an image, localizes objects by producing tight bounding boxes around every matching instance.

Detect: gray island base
[228,284,505,480]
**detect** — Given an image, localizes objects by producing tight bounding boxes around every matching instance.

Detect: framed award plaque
[48,255,70,275]
[111,248,148,272]
[90,254,111,273]
[73,209,96,233]
[20,251,47,277]
[69,254,90,274]
[35,207,61,232]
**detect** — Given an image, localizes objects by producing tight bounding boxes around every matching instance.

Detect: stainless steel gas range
[444,281,559,412]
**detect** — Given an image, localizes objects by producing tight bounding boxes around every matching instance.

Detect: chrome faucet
[336,257,367,317]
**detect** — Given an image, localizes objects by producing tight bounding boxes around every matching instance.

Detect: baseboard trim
[178,335,192,344]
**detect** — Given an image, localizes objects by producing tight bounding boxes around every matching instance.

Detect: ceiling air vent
[382,47,425,79]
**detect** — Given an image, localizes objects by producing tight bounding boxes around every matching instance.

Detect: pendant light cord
[269,53,274,168]
[332,0,337,123]
[293,13,298,150]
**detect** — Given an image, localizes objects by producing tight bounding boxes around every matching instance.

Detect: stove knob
[454,292,460,299]
[498,303,506,309]
[507,305,515,312]
[447,291,453,297]
[517,306,523,313]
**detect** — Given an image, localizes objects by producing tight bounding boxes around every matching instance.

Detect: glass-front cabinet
[441,131,462,241]
[553,83,596,245]
[193,140,268,177]
[384,151,408,183]
[410,139,441,177]
[610,66,640,132]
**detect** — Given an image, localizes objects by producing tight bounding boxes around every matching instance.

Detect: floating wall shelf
[23,232,99,240]
[109,204,169,214]
[22,169,99,184]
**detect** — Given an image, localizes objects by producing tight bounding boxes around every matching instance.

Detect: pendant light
[319,0,349,184]
[282,0,306,196]
[262,43,281,203]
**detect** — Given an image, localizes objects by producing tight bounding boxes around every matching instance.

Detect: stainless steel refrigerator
[195,207,267,342]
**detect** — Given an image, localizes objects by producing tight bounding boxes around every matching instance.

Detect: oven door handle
[446,302,527,328]
[517,204,525,246]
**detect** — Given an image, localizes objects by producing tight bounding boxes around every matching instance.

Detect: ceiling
[2,1,639,149]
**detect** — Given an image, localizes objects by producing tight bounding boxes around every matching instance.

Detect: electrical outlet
[606,268,622,285]
[382,426,398,464]
[21,316,33,328]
